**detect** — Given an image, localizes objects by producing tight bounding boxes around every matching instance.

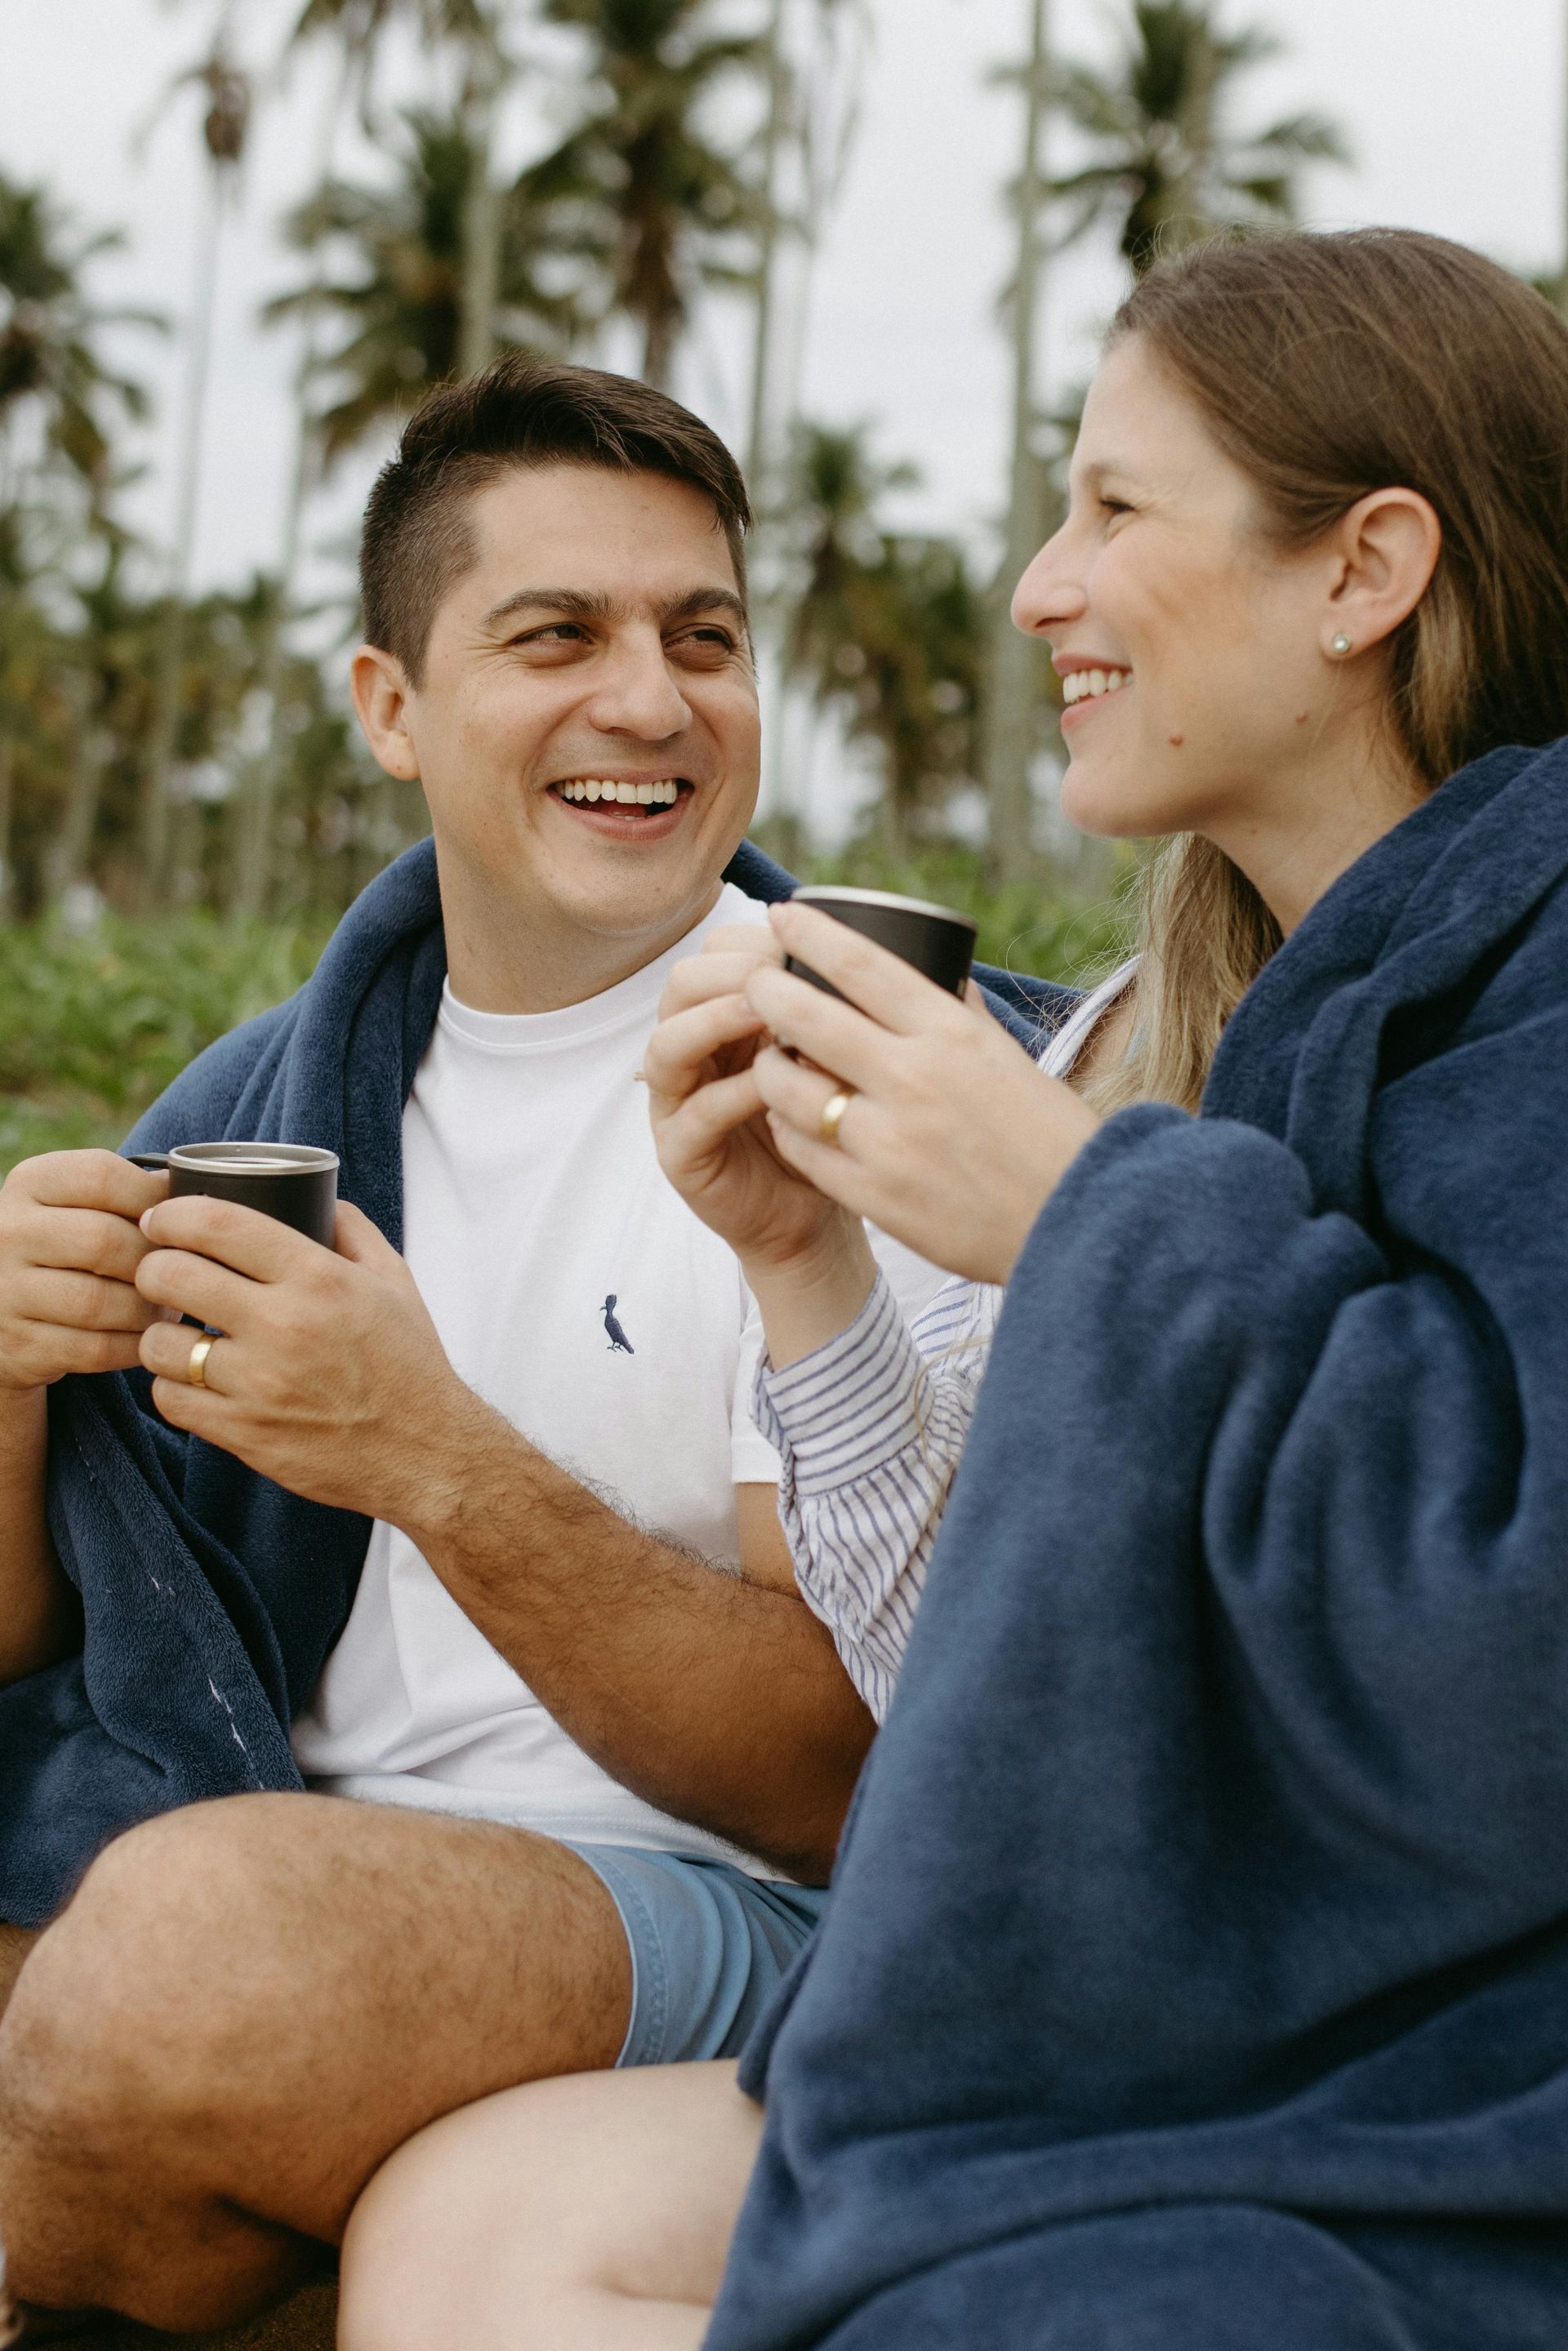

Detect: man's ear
[351,643,421,781]
[1321,488,1442,663]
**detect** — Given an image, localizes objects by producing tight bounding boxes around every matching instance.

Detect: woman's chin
[1059,761,1169,842]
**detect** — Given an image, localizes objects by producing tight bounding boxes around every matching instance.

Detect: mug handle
[126,1153,171,1171]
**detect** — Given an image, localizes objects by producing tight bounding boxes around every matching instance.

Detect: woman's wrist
[741,1215,878,1370]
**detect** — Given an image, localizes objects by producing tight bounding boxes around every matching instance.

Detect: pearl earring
[1331,632,1352,655]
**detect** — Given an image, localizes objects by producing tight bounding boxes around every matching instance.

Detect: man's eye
[672,628,737,656]
[1101,496,1134,518]
[517,624,587,647]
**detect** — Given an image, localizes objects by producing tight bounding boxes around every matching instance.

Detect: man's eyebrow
[479,585,750,632]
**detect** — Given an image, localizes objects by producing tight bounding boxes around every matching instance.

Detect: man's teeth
[558,779,682,806]
[1062,668,1132,705]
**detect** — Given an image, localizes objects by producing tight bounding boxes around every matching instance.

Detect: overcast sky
[2,0,1563,603]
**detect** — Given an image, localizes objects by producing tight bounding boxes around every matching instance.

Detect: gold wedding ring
[186,1334,217,1389]
[818,1089,854,1147]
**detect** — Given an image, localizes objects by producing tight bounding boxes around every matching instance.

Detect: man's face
[355,464,760,976]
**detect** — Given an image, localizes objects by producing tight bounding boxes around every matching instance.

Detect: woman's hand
[744,903,1104,1288]
[645,925,862,1282]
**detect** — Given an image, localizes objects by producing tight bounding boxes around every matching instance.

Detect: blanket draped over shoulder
[0,835,1068,1930]
[704,741,1568,2351]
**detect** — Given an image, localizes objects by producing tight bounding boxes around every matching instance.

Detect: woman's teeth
[1062,668,1131,705]
[558,778,682,807]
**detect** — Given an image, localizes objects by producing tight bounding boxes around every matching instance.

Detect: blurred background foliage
[0,0,1370,1170]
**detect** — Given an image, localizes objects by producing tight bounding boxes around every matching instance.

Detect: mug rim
[791,884,978,935]
[167,1142,340,1175]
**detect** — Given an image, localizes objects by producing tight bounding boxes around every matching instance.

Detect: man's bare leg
[0,1928,36,2024]
[0,1792,630,2337]
[340,2061,760,2351]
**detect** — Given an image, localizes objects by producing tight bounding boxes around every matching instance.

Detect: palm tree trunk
[0,732,14,924]
[641,301,678,394]
[136,159,226,911]
[457,29,505,380]
[47,663,109,907]
[982,0,1051,890]
[229,52,351,927]
[1561,0,1568,316]
[746,0,790,492]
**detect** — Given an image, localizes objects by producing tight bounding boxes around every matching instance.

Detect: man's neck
[440,871,727,1014]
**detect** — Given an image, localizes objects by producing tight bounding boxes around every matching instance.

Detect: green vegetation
[0,914,332,1174]
[0,857,1131,1179]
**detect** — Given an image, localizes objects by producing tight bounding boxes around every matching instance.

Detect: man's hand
[0,1151,172,1392]
[136,1190,871,1877]
[0,1149,172,1685]
[135,1196,486,1529]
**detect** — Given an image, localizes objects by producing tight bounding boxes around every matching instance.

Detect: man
[0,360,1054,2338]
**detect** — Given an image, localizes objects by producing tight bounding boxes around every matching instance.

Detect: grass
[0,854,1132,1182]
[0,915,332,1179]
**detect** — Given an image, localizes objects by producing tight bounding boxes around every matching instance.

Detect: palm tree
[136,26,254,909]
[982,0,1054,889]
[0,176,152,919]
[528,0,769,390]
[287,0,510,374]
[782,424,982,859]
[268,106,574,465]
[747,0,870,491]
[0,178,152,519]
[1046,1,1348,276]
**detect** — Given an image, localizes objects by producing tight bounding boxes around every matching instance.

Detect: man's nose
[1010,525,1087,640]
[585,630,693,741]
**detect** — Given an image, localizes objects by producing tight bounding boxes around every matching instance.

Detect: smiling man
[0,363,953,2335]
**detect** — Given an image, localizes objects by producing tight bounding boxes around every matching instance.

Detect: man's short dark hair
[359,358,753,682]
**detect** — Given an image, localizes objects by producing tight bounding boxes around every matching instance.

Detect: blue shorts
[566,1844,830,2068]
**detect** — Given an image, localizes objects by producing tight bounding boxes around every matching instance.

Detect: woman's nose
[1010,528,1086,640]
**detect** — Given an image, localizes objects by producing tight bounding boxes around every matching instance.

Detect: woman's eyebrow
[1077,458,1141,489]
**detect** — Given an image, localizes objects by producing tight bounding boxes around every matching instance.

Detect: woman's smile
[1059,665,1134,724]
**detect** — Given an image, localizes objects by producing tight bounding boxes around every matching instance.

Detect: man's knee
[0,1797,301,2164]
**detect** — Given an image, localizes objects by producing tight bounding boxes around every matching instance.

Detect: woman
[339,226,1568,2351]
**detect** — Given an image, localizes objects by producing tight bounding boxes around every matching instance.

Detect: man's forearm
[0,1388,80,1689]
[401,1397,873,1880]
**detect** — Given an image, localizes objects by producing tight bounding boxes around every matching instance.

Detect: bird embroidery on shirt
[602,1294,634,1355]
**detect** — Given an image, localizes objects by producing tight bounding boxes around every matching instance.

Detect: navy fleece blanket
[0,835,1069,1930]
[704,741,1568,2351]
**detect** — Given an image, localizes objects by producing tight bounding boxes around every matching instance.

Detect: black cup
[785,886,978,1000]
[128,1142,339,1249]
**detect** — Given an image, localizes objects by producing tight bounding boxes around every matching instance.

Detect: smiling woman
[331,230,1568,2351]
[1019,227,1568,1116]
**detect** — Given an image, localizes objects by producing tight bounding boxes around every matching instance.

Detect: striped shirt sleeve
[752,1270,1000,1721]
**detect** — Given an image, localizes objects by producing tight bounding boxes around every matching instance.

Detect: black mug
[128,1142,340,1249]
[785,885,978,1000]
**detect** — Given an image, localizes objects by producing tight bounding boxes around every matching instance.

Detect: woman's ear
[350,644,421,782]
[1322,488,1442,663]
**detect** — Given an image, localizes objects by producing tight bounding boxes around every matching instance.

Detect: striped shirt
[751,960,1136,1721]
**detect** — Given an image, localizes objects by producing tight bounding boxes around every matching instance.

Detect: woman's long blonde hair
[1080,229,1568,1116]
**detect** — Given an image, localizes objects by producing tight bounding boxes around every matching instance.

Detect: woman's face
[1015,334,1343,845]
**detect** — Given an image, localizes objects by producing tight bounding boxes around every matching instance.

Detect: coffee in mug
[786,886,978,1000]
[128,1142,339,1249]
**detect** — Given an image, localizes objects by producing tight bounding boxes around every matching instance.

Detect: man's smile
[546,775,699,838]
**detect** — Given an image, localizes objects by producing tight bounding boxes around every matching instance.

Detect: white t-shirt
[291,884,950,1874]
